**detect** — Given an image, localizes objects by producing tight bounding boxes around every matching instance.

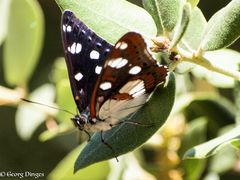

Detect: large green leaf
[3,0,44,86]
[74,73,175,171]
[56,0,157,44]
[142,0,181,35]
[200,0,240,51]
[184,125,240,159]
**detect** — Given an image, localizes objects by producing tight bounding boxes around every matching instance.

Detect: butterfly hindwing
[61,10,113,113]
[90,32,168,124]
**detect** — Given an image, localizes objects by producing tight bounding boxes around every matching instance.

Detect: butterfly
[61,10,169,134]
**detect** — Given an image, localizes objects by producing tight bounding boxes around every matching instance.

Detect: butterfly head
[71,111,90,131]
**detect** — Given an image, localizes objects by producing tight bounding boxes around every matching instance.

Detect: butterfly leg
[83,130,92,142]
[100,131,119,162]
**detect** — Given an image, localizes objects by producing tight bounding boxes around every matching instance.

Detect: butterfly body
[61,10,168,133]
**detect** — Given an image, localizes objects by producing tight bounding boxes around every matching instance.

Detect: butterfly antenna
[21,98,76,116]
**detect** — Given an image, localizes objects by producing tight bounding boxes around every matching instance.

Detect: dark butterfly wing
[61,10,113,113]
[90,32,168,124]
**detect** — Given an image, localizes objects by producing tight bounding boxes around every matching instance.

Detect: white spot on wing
[115,41,128,50]
[79,89,84,95]
[66,25,72,32]
[100,82,112,90]
[67,46,71,52]
[90,50,100,59]
[108,58,128,69]
[119,42,128,50]
[95,66,102,74]
[63,25,66,32]
[74,72,83,81]
[129,66,141,75]
[75,43,82,54]
[115,42,121,49]
[69,42,76,54]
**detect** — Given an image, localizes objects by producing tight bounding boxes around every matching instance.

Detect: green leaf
[179,117,207,156]
[200,0,240,51]
[176,7,207,73]
[181,118,208,180]
[16,84,55,140]
[182,159,206,180]
[170,2,191,48]
[184,125,240,159]
[191,49,240,88]
[172,92,220,114]
[74,73,175,171]
[209,144,237,174]
[179,7,207,51]
[0,0,11,45]
[209,125,238,174]
[56,0,157,44]
[3,0,44,86]
[183,95,235,139]
[48,145,110,179]
[231,139,240,149]
[142,0,181,35]
[187,0,199,8]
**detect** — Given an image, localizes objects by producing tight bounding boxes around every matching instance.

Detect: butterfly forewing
[90,32,168,124]
[61,10,113,113]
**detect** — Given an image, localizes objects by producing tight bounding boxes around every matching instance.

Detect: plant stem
[178,48,240,80]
